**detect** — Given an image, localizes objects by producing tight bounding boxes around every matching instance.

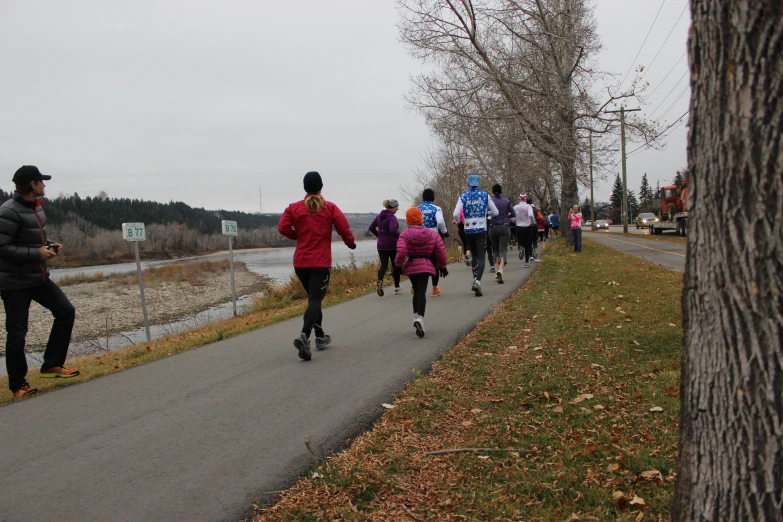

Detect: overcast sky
[1,1,690,215]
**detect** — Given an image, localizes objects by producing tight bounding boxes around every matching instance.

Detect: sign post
[122,222,150,342]
[221,220,238,316]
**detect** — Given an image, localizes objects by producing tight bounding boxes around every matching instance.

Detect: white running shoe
[414,316,425,338]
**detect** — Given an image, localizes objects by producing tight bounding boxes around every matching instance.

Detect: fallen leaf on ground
[462,420,473,427]
[381,403,395,409]
[629,495,646,507]
[573,394,594,403]
[470,408,482,414]
[639,470,663,482]
[608,463,620,472]
[552,406,564,414]
[649,406,664,412]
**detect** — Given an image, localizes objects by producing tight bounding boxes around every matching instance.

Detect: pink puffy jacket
[395,225,448,276]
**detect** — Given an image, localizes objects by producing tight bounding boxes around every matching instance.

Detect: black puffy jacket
[0,192,52,291]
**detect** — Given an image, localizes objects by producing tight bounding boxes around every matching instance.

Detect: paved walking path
[0,255,539,522]
[583,231,686,273]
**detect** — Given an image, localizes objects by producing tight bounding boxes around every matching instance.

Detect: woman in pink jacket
[396,208,449,338]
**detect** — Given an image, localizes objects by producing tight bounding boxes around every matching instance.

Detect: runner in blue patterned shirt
[453,174,498,296]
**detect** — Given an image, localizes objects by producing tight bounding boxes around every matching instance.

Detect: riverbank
[0,260,269,357]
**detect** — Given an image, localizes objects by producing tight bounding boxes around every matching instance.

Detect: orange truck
[650,177,688,236]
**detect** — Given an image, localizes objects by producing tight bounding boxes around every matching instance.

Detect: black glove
[347,243,357,250]
[438,268,449,278]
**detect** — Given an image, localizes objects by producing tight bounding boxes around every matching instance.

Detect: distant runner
[417,188,448,297]
[453,174,499,296]
[396,208,448,338]
[512,193,535,268]
[488,184,515,284]
[278,171,356,361]
[550,211,560,238]
[368,199,402,297]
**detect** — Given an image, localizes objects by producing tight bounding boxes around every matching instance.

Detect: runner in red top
[278,171,356,361]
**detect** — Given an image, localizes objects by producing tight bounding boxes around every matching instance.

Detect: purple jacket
[395,226,448,276]
[369,209,400,251]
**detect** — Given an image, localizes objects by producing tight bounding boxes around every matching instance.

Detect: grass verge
[250,239,683,521]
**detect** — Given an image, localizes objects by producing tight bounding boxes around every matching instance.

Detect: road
[583,231,686,273]
[0,257,538,522]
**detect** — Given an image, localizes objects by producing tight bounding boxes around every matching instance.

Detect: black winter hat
[303,171,323,194]
[13,165,51,183]
[492,184,502,195]
[422,188,435,202]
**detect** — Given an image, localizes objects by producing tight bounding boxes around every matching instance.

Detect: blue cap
[467,174,480,187]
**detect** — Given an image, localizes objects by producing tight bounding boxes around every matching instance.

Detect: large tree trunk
[673,1,783,521]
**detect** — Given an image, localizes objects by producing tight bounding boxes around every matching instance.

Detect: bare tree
[673,1,783,520]
[398,0,654,238]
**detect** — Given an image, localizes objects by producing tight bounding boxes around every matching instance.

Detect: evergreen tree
[610,174,624,210]
[639,173,653,208]
[627,190,640,221]
[674,170,685,187]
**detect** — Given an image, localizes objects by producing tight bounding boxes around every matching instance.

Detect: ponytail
[305,194,327,213]
[383,199,390,209]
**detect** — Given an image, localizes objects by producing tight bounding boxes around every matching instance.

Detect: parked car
[594,219,609,230]
[584,219,592,226]
[636,212,659,229]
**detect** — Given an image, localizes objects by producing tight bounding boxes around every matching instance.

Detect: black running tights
[516,226,534,263]
[409,273,430,316]
[294,267,330,338]
[377,249,401,287]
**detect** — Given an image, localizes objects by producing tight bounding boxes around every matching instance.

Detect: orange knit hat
[406,207,423,225]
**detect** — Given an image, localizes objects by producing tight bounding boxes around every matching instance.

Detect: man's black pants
[2,278,76,392]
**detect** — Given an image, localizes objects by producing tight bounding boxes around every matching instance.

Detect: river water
[1,241,381,375]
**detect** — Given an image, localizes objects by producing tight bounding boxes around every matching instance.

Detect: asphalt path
[0,253,540,522]
[583,231,686,273]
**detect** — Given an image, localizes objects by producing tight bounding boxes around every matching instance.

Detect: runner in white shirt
[512,193,536,267]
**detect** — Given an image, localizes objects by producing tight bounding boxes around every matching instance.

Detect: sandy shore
[0,266,268,356]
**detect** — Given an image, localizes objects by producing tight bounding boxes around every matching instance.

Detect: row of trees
[0,188,279,235]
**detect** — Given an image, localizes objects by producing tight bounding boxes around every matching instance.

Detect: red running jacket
[278,198,355,268]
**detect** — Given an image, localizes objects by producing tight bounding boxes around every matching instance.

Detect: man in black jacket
[1,166,78,399]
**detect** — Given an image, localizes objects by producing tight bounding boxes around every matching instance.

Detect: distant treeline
[0,188,279,234]
[0,188,375,266]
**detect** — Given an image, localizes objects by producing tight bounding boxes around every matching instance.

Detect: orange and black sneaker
[40,366,81,379]
[12,384,38,399]
[431,286,442,297]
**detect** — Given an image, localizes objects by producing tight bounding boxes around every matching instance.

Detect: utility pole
[589,132,595,228]
[606,106,641,233]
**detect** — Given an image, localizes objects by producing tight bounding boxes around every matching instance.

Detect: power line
[620,0,667,87]
[639,2,690,81]
[644,51,687,98]
[657,85,690,121]
[648,70,689,117]
[627,110,690,156]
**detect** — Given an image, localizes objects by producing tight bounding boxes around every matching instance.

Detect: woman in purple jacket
[396,208,449,338]
[369,199,401,296]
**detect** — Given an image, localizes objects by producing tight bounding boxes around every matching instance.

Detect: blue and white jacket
[453,188,499,235]
[417,201,448,235]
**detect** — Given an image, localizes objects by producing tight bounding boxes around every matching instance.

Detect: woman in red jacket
[277,171,356,361]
